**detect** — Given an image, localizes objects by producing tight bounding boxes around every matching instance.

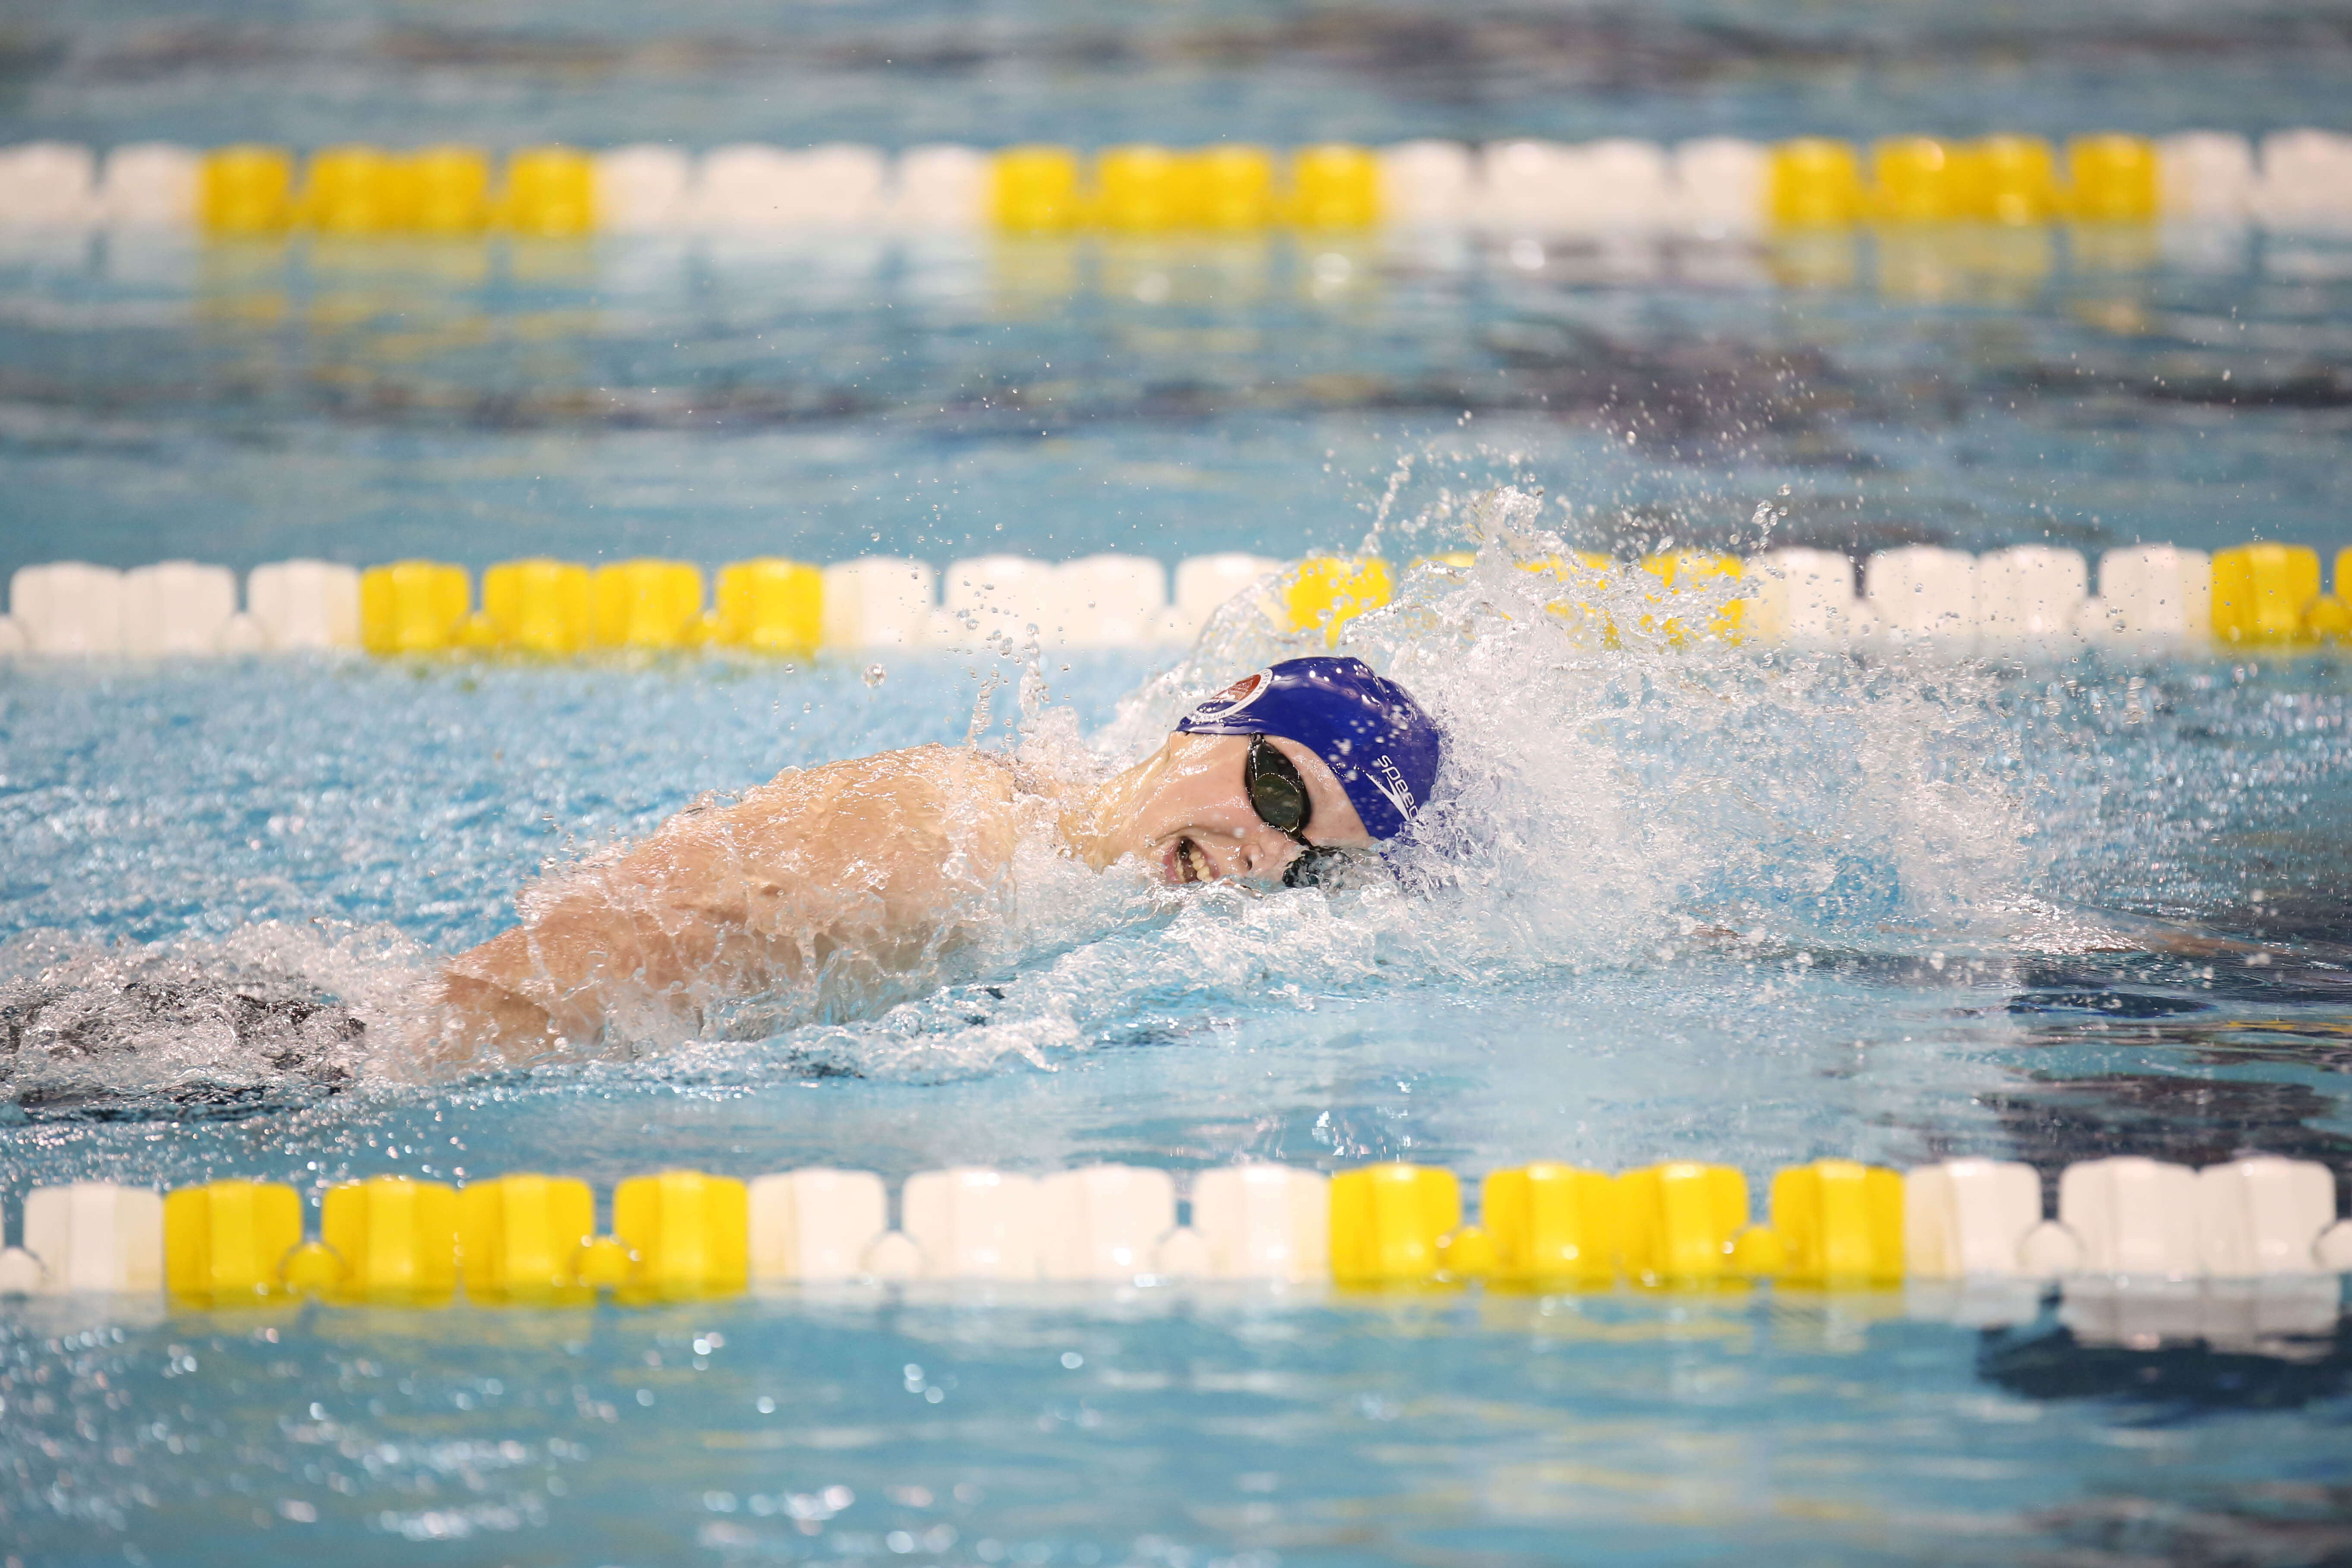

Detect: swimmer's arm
[434,776,846,1061]
[434,750,1011,1064]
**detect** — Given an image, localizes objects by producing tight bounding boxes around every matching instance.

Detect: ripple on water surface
[5,540,2352,1564]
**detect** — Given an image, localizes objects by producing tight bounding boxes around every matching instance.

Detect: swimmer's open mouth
[1165,836,1207,885]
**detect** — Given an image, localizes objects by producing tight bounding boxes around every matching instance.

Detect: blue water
[9,1288,2352,1568]
[8,2,2352,1563]
[6,638,2352,1563]
[8,0,2352,150]
[5,226,2351,582]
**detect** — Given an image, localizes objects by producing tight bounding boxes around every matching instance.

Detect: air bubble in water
[864,664,887,688]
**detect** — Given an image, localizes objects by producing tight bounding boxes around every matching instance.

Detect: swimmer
[435,656,1443,1064]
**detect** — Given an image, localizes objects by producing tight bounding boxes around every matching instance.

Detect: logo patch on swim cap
[1185,669,1271,724]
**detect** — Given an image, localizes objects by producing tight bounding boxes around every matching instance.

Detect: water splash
[0,493,2053,1101]
[1111,487,2034,950]
[686,486,2048,1085]
[0,922,424,1118]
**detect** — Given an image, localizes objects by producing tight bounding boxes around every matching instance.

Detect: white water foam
[0,489,2052,1100]
[647,488,2048,1084]
[0,921,427,1114]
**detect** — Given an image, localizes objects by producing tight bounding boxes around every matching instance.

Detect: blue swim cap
[1174,656,1443,842]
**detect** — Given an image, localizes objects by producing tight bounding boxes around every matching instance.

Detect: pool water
[6,614,2352,1564]
[8,1,2352,1563]
[7,220,2352,582]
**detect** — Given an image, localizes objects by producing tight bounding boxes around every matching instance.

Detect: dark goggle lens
[1244,736,1312,836]
[1248,770,1308,834]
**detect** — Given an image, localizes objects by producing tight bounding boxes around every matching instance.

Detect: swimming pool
[6,633,2352,1563]
[7,2,2352,1564]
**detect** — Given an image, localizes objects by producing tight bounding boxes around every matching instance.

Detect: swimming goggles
[1244,734,1349,888]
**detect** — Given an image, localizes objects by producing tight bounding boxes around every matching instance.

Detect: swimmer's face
[1116,731,1374,887]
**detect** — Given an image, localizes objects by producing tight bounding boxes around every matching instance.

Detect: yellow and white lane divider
[0,552,1341,657]
[2,1156,2347,1338]
[4,541,2349,659]
[1,130,2349,237]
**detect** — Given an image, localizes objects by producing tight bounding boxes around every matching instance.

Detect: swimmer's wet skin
[435,657,1442,1065]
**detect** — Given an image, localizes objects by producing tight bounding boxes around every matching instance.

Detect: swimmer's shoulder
[752,743,1018,818]
[906,743,1018,786]
[860,743,1017,801]
[809,746,1023,880]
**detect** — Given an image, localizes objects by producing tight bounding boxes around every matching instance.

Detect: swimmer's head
[1175,658,1443,843]
[1093,657,1444,888]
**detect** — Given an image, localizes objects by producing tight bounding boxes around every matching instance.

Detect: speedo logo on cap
[1187,669,1271,723]
[1366,753,1417,818]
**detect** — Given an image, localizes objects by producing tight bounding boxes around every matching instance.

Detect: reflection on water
[3,1285,2347,1565]
[6,3,2352,1553]
[9,0,2352,150]
[0,630,2333,1568]
[3,220,2349,578]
